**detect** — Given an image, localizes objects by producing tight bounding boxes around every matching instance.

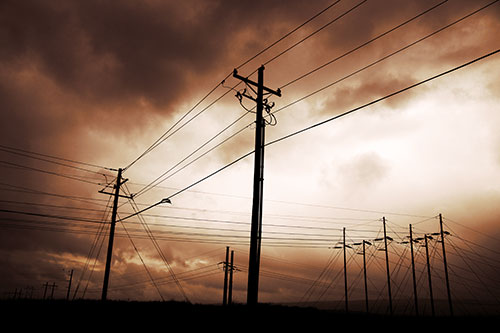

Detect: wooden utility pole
[101,168,130,301]
[362,240,370,314]
[233,66,281,305]
[424,234,435,317]
[43,282,49,300]
[228,250,234,305]
[409,224,419,316]
[343,227,348,313]
[439,214,453,316]
[223,246,230,306]
[66,269,73,301]
[50,282,57,299]
[382,217,393,315]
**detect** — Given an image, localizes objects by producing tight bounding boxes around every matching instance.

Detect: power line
[0,160,103,186]
[279,0,449,89]
[123,186,190,303]
[0,208,108,224]
[127,3,498,219]
[132,111,252,199]
[235,0,341,70]
[0,144,114,172]
[119,219,165,301]
[126,49,499,218]
[123,0,348,172]
[266,48,500,147]
[262,0,368,67]
[273,0,499,114]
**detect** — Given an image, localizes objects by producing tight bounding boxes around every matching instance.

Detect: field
[1,299,496,330]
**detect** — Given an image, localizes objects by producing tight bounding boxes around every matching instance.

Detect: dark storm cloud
[0,0,328,111]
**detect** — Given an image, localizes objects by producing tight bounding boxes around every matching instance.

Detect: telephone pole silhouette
[382,217,393,315]
[439,214,453,316]
[221,246,237,306]
[409,224,419,316]
[223,246,229,306]
[66,269,73,301]
[343,227,348,313]
[233,66,281,305]
[424,234,435,317]
[100,168,131,301]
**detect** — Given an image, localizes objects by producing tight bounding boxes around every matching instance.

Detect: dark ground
[0,299,496,330]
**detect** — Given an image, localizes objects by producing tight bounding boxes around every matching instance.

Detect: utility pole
[362,240,370,314]
[43,282,49,300]
[66,269,73,301]
[101,168,130,301]
[424,234,435,316]
[382,217,393,315]
[343,227,348,313]
[233,66,281,305]
[228,250,234,305]
[223,246,230,306]
[409,224,419,316]
[50,282,57,300]
[439,213,453,316]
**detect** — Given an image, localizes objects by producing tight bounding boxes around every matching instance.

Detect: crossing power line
[124,48,499,220]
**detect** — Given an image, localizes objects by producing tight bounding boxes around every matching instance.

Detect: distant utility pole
[50,282,57,300]
[233,66,281,306]
[100,168,131,301]
[439,214,453,316]
[228,250,234,305]
[223,246,229,306]
[43,282,49,300]
[409,224,419,316]
[424,234,435,317]
[382,217,393,315]
[66,269,73,301]
[343,227,348,313]
[362,240,371,314]
[221,247,236,306]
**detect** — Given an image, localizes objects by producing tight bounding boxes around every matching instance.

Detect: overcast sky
[1,0,499,312]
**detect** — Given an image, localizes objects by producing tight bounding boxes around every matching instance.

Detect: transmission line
[262,0,368,68]
[123,185,190,303]
[266,49,500,147]
[123,0,345,172]
[123,49,499,218]
[273,0,499,115]
[0,144,114,172]
[279,0,449,89]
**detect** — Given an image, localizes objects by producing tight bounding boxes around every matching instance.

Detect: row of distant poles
[335,215,453,317]
[6,270,74,301]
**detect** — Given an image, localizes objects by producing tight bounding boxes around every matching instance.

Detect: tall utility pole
[223,246,230,306]
[424,234,435,317]
[409,224,419,316]
[101,168,130,301]
[382,217,393,315]
[66,269,73,301]
[439,214,453,316]
[343,227,348,313]
[233,66,281,305]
